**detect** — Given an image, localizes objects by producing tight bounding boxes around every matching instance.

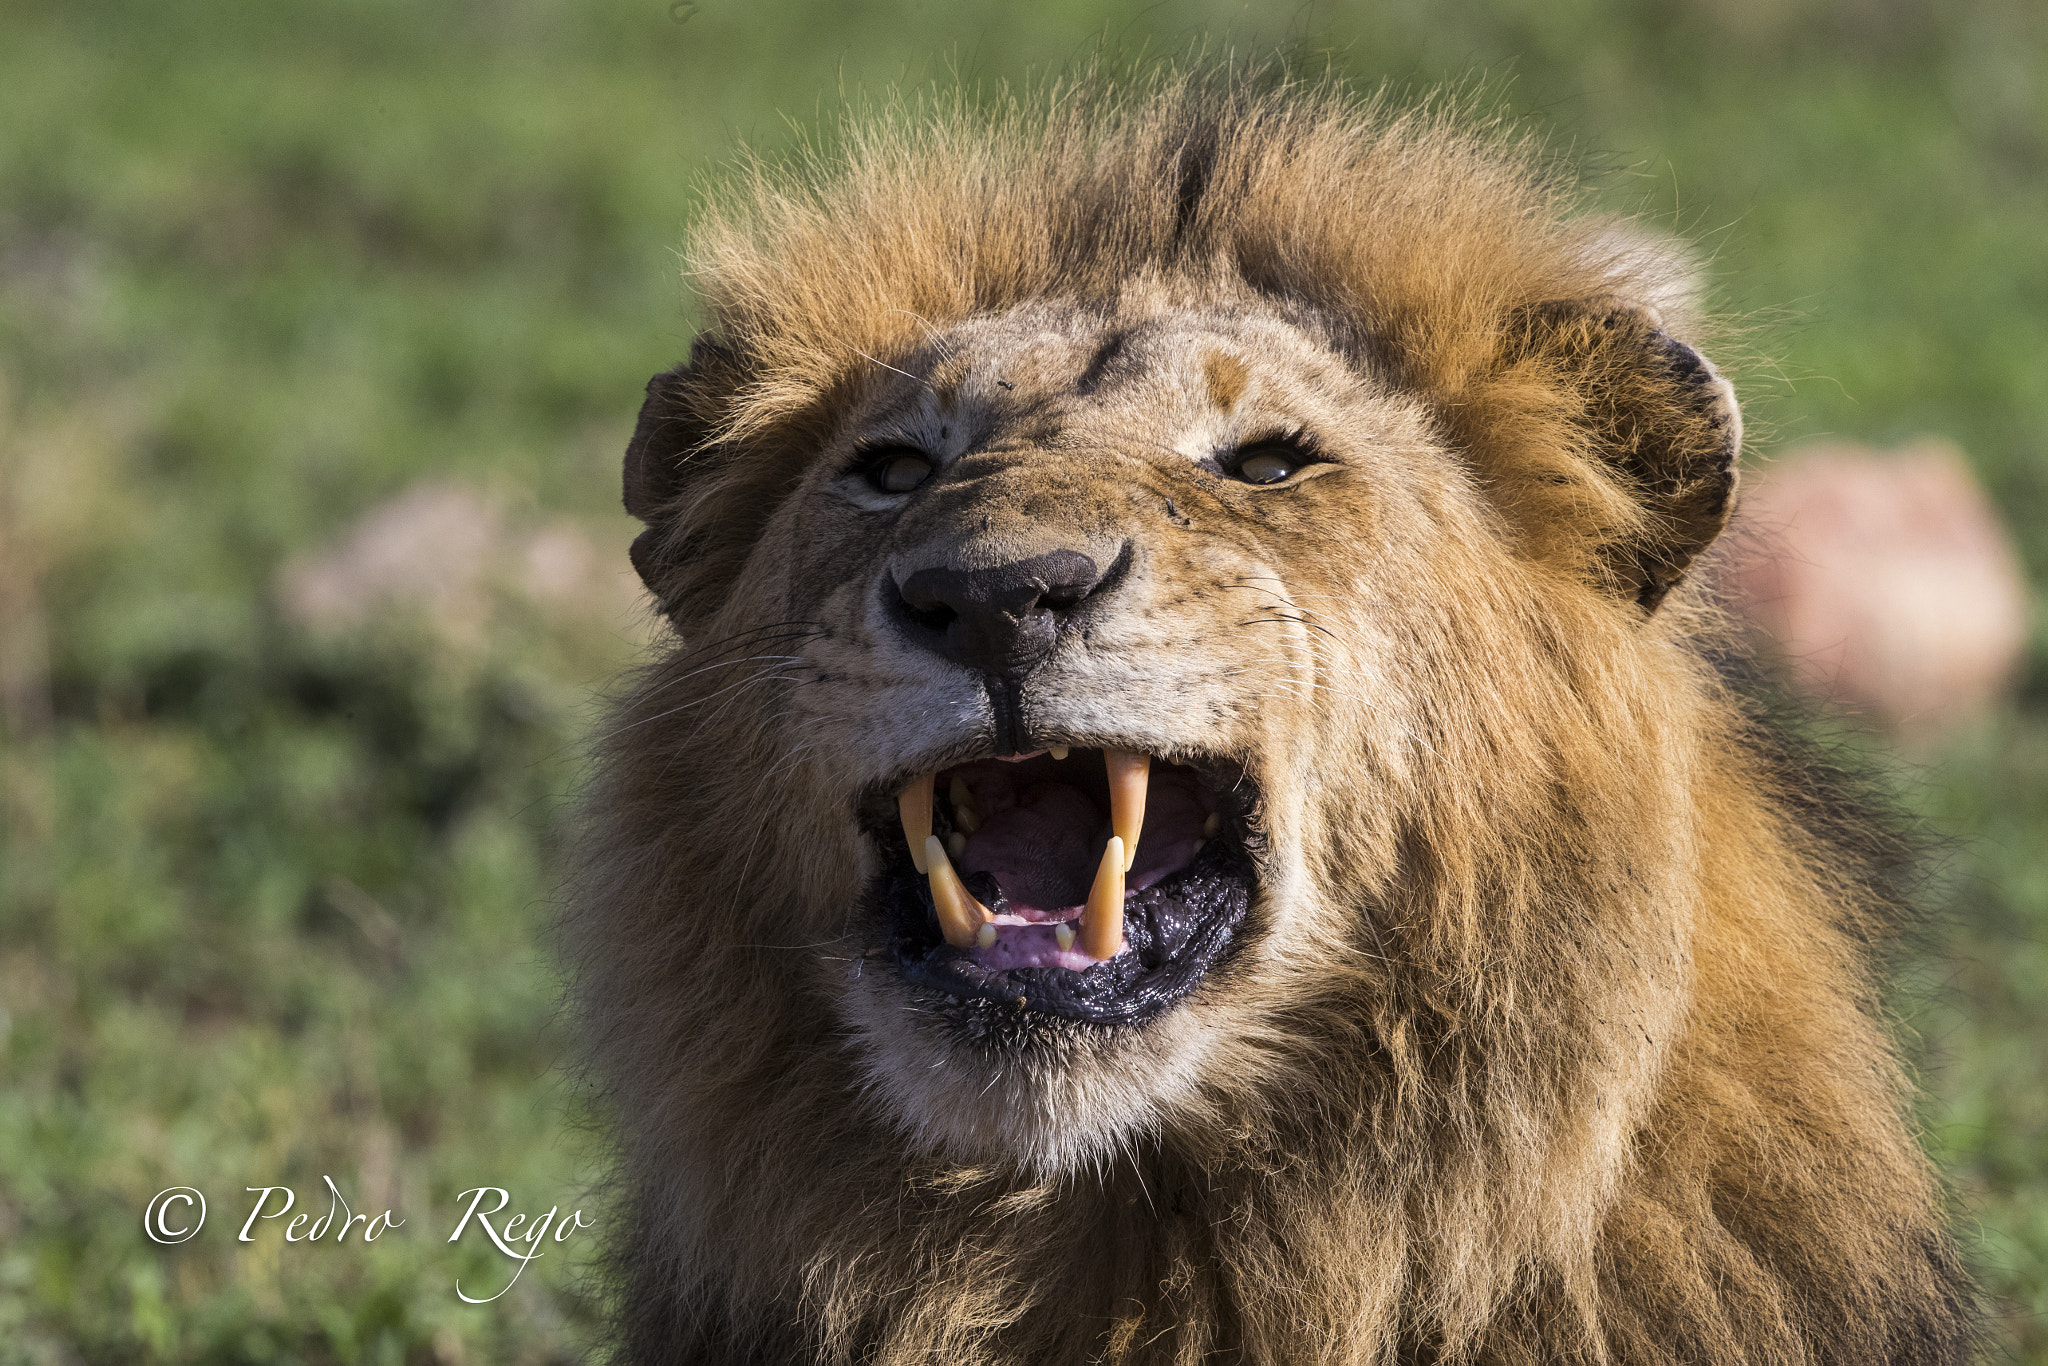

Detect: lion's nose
[889,549,1112,677]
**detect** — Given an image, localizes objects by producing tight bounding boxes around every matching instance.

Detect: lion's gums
[565,73,1975,1363]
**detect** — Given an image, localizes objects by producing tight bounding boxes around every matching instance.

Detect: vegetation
[1,0,2041,1359]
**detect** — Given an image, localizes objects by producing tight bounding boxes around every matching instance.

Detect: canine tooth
[924,836,990,948]
[1055,923,1076,951]
[1079,836,1125,960]
[976,922,997,949]
[899,774,935,873]
[948,776,981,833]
[946,831,968,858]
[1051,746,1070,760]
[1202,811,1221,838]
[1105,750,1149,871]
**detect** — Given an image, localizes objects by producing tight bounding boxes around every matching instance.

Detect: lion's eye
[1231,445,1302,485]
[865,450,935,494]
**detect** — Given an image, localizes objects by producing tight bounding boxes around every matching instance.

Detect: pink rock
[277,482,504,646]
[276,480,653,655]
[1723,440,2031,740]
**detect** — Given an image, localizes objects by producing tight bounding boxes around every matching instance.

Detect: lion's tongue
[956,766,1211,916]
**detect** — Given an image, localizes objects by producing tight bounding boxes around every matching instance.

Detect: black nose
[890,549,1112,677]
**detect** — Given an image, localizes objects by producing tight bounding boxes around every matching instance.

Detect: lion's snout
[888,547,1117,680]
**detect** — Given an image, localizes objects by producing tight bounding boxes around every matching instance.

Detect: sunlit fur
[567,73,1973,1364]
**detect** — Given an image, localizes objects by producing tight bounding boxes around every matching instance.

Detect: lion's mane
[567,73,1974,1364]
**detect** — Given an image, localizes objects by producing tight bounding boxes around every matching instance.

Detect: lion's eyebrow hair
[851,347,931,390]
[884,309,975,407]
[888,308,955,359]
[1203,349,1248,411]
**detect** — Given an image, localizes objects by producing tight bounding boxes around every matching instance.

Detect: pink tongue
[952,762,1213,916]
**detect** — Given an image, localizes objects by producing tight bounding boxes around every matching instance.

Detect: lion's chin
[837,945,1244,1175]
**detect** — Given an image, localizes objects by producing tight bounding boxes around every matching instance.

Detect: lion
[566,73,1975,1364]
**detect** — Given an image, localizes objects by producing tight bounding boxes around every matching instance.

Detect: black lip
[860,755,1261,1027]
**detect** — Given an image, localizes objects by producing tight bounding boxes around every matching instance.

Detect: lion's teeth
[1202,811,1220,838]
[948,776,981,833]
[1055,922,1076,951]
[1050,745,1070,760]
[898,774,935,873]
[976,922,997,949]
[1079,836,1126,960]
[1105,750,1149,871]
[924,835,989,948]
[946,831,968,858]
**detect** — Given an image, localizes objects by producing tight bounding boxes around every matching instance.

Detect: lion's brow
[1073,331,1129,397]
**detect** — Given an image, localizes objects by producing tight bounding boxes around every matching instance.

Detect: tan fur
[572,72,1971,1363]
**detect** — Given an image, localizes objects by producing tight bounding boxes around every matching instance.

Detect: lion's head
[572,74,1966,1364]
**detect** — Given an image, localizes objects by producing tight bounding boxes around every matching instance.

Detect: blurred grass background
[0,0,2043,1360]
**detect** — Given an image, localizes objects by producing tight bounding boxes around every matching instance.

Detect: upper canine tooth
[948,776,981,833]
[924,835,990,948]
[899,774,935,873]
[1104,750,1149,871]
[1079,835,1126,960]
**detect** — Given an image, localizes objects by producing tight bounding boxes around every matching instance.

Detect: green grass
[1,0,2043,1359]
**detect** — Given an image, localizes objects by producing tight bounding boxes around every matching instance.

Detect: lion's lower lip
[879,842,1255,1025]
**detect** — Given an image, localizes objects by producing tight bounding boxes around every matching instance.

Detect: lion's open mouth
[865,748,1259,1026]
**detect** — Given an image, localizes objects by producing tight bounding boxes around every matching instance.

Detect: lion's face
[709,294,1495,1169]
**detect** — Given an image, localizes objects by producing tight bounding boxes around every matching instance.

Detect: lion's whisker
[599,661,812,743]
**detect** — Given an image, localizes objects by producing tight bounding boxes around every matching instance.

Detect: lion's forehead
[848,301,1370,461]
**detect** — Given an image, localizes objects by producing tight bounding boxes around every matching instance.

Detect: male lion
[569,75,1974,1363]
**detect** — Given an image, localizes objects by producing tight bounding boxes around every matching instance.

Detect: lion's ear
[1508,298,1742,612]
[623,337,737,605]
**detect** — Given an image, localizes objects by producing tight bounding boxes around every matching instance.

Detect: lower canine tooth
[899,774,935,873]
[923,835,990,948]
[1078,835,1126,960]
